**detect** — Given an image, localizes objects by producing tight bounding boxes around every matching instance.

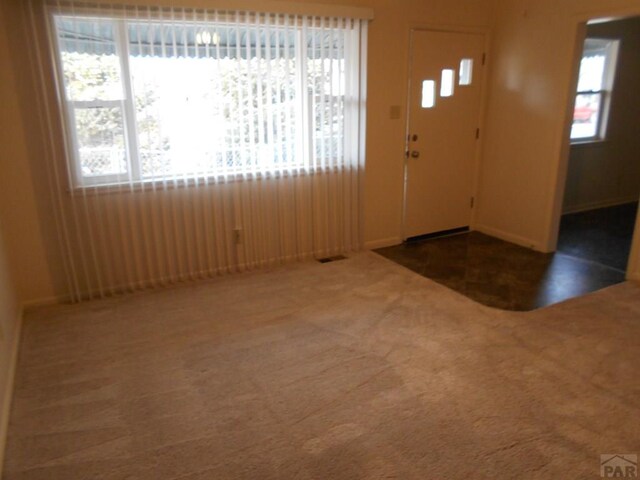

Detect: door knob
[411,151,420,158]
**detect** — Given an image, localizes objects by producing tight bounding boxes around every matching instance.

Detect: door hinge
[470,197,475,209]
[475,128,480,139]
[482,53,487,65]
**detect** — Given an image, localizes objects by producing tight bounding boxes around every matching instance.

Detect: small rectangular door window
[459,59,473,85]
[440,69,455,97]
[421,80,436,108]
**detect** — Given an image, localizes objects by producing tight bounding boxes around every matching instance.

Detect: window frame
[49,10,339,190]
[570,38,620,144]
[66,99,132,186]
[51,14,141,187]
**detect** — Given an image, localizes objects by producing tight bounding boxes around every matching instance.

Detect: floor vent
[317,255,347,264]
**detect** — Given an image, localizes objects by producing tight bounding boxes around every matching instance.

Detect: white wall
[0,223,20,473]
[0,2,47,468]
[475,0,640,252]
[563,17,640,213]
[0,1,56,305]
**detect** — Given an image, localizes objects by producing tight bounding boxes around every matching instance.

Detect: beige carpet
[3,252,640,479]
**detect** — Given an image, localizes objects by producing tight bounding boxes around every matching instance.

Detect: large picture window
[570,38,620,142]
[52,10,361,187]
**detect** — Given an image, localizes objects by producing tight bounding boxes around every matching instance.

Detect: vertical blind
[27,0,368,302]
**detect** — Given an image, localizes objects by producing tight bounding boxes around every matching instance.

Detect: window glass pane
[74,106,127,176]
[440,69,454,97]
[307,28,346,165]
[128,22,302,177]
[459,59,473,85]
[55,17,123,101]
[54,14,361,186]
[571,93,601,140]
[577,53,606,92]
[421,80,435,108]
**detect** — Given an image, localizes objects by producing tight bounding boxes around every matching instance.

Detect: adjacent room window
[570,38,620,142]
[52,12,361,187]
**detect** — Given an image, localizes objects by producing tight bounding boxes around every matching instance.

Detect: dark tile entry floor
[375,203,637,311]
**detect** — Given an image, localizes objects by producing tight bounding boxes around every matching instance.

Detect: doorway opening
[557,16,640,279]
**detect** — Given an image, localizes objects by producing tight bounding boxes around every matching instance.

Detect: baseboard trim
[21,295,67,311]
[563,197,638,215]
[0,308,23,474]
[474,224,542,251]
[626,269,640,282]
[364,237,403,250]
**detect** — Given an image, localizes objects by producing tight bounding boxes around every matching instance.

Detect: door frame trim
[401,25,491,241]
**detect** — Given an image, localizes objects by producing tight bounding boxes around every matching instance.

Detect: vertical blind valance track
[27,0,368,301]
[45,0,375,21]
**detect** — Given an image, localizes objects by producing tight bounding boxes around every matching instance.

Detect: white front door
[404,29,486,238]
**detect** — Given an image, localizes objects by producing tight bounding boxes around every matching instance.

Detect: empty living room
[1,0,639,478]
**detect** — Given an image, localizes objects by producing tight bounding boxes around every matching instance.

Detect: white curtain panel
[26,0,368,301]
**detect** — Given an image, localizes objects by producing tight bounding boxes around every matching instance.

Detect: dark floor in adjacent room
[375,202,638,311]
[557,201,638,271]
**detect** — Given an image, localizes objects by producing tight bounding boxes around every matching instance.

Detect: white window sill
[66,164,347,196]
